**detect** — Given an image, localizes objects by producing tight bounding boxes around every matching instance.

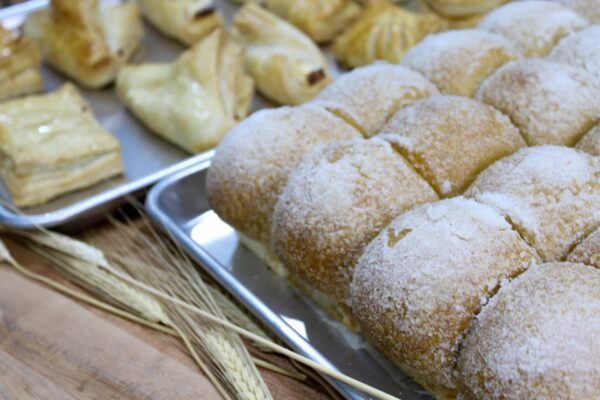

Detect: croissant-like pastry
[264,0,361,43]
[233,4,331,105]
[22,0,143,88]
[0,26,43,101]
[334,0,448,67]
[117,28,253,153]
[137,0,223,45]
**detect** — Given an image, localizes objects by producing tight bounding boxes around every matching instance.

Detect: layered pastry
[477,1,588,57]
[352,197,539,399]
[424,0,507,17]
[333,0,448,68]
[548,0,600,23]
[0,26,43,101]
[548,26,600,81]
[379,95,525,197]
[264,0,361,44]
[272,138,438,325]
[314,64,439,137]
[23,0,143,89]
[401,29,521,97]
[458,262,600,400]
[576,124,600,156]
[137,0,223,45]
[206,105,361,274]
[476,59,600,146]
[568,228,600,268]
[0,84,122,207]
[117,29,253,153]
[466,146,600,261]
[233,4,331,105]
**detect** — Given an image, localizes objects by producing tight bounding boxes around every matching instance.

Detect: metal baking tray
[146,160,434,400]
[0,0,279,229]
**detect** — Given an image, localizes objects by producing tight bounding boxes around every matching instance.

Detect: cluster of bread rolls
[208,1,600,398]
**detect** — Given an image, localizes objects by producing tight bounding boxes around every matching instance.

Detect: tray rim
[145,161,368,400]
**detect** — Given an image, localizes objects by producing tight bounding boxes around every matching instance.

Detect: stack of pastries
[208,1,600,398]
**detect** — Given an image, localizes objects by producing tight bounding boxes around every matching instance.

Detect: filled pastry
[548,26,600,81]
[206,105,361,274]
[333,0,448,68]
[137,0,223,46]
[352,197,538,399]
[272,138,438,326]
[568,228,600,268]
[117,28,253,153]
[576,124,600,156]
[401,29,521,97]
[458,262,600,400]
[476,59,600,146]
[22,0,143,89]
[0,26,43,101]
[265,0,361,44]
[0,84,123,207]
[477,1,588,57]
[466,146,600,261]
[233,4,331,105]
[424,0,507,17]
[548,0,600,23]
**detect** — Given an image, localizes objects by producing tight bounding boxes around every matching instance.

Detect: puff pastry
[22,0,143,88]
[425,0,507,17]
[333,0,448,68]
[548,26,600,81]
[117,28,253,153]
[138,0,223,46]
[0,84,123,207]
[548,0,600,24]
[265,0,361,43]
[0,26,43,101]
[576,124,600,156]
[233,4,331,105]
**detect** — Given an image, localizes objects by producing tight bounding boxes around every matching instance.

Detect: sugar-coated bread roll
[401,29,521,97]
[272,138,438,324]
[379,95,525,197]
[548,0,600,24]
[351,197,539,398]
[466,146,600,261]
[576,124,600,156]
[206,105,361,272]
[314,64,439,137]
[548,26,600,81]
[424,0,507,18]
[458,262,600,400]
[478,1,588,57]
[568,228,600,268]
[476,59,600,146]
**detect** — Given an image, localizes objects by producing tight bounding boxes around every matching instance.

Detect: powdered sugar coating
[272,138,438,303]
[478,1,589,57]
[548,0,600,23]
[206,104,360,245]
[314,63,439,137]
[476,59,600,146]
[379,95,525,197]
[351,197,539,397]
[568,228,600,268]
[548,26,600,81]
[458,262,600,400]
[465,145,600,261]
[576,124,600,156]
[401,29,521,97]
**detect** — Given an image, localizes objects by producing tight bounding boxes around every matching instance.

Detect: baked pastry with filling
[272,138,438,326]
[548,26,600,81]
[576,124,600,156]
[0,84,122,207]
[466,145,600,261]
[117,28,253,153]
[314,64,439,137]
[23,0,143,89]
[477,1,588,57]
[379,95,525,197]
[0,26,43,101]
[424,0,507,17]
[265,0,361,44]
[458,262,600,400]
[401,29,521,97]
[547,0,600,23]
[352,197,538,399]
[568,228,600,268]
[333,0,448,68]
[138,0,223,45]
[476,59,600,146]
[206,105,361,274]
[233,4,330,105]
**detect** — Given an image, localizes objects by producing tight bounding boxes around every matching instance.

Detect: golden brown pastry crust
[0,27,43,101]
[425,0,507,17]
